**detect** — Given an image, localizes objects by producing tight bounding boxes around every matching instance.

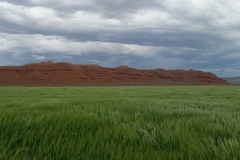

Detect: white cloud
[0,2,63,28]
[32,55,45,61]
[0,2,125,33]
[0,0,240,77]
[0,33,160,57]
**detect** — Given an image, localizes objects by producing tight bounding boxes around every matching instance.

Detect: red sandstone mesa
[0,61,230,86]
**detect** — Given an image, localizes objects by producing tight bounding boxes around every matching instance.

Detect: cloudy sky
[0,0,240,77]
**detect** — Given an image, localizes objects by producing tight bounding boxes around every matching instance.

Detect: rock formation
[0,61,230,86]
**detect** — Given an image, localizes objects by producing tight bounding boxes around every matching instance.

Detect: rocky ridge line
[0,61,230,86]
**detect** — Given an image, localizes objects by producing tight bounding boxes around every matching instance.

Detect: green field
[0,86,240,159]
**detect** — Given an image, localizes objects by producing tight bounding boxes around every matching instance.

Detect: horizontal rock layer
[0,61,230,86]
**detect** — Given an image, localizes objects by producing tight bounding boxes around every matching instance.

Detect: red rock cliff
[0,61,230,86]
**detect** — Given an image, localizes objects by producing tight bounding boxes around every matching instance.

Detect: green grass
[0,86,240,159]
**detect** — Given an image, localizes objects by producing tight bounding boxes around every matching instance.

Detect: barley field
[0,86,240,159]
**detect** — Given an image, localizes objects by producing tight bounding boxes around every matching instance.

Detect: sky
[0,0,240,77]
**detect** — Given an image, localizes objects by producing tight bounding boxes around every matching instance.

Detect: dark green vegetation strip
[0,86,240,160]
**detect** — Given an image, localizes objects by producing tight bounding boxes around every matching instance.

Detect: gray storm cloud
[0,0,240,77]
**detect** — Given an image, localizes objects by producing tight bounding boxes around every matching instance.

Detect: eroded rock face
[0,62,230,86]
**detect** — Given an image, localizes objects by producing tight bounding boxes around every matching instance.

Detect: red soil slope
[0,61,230,86]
